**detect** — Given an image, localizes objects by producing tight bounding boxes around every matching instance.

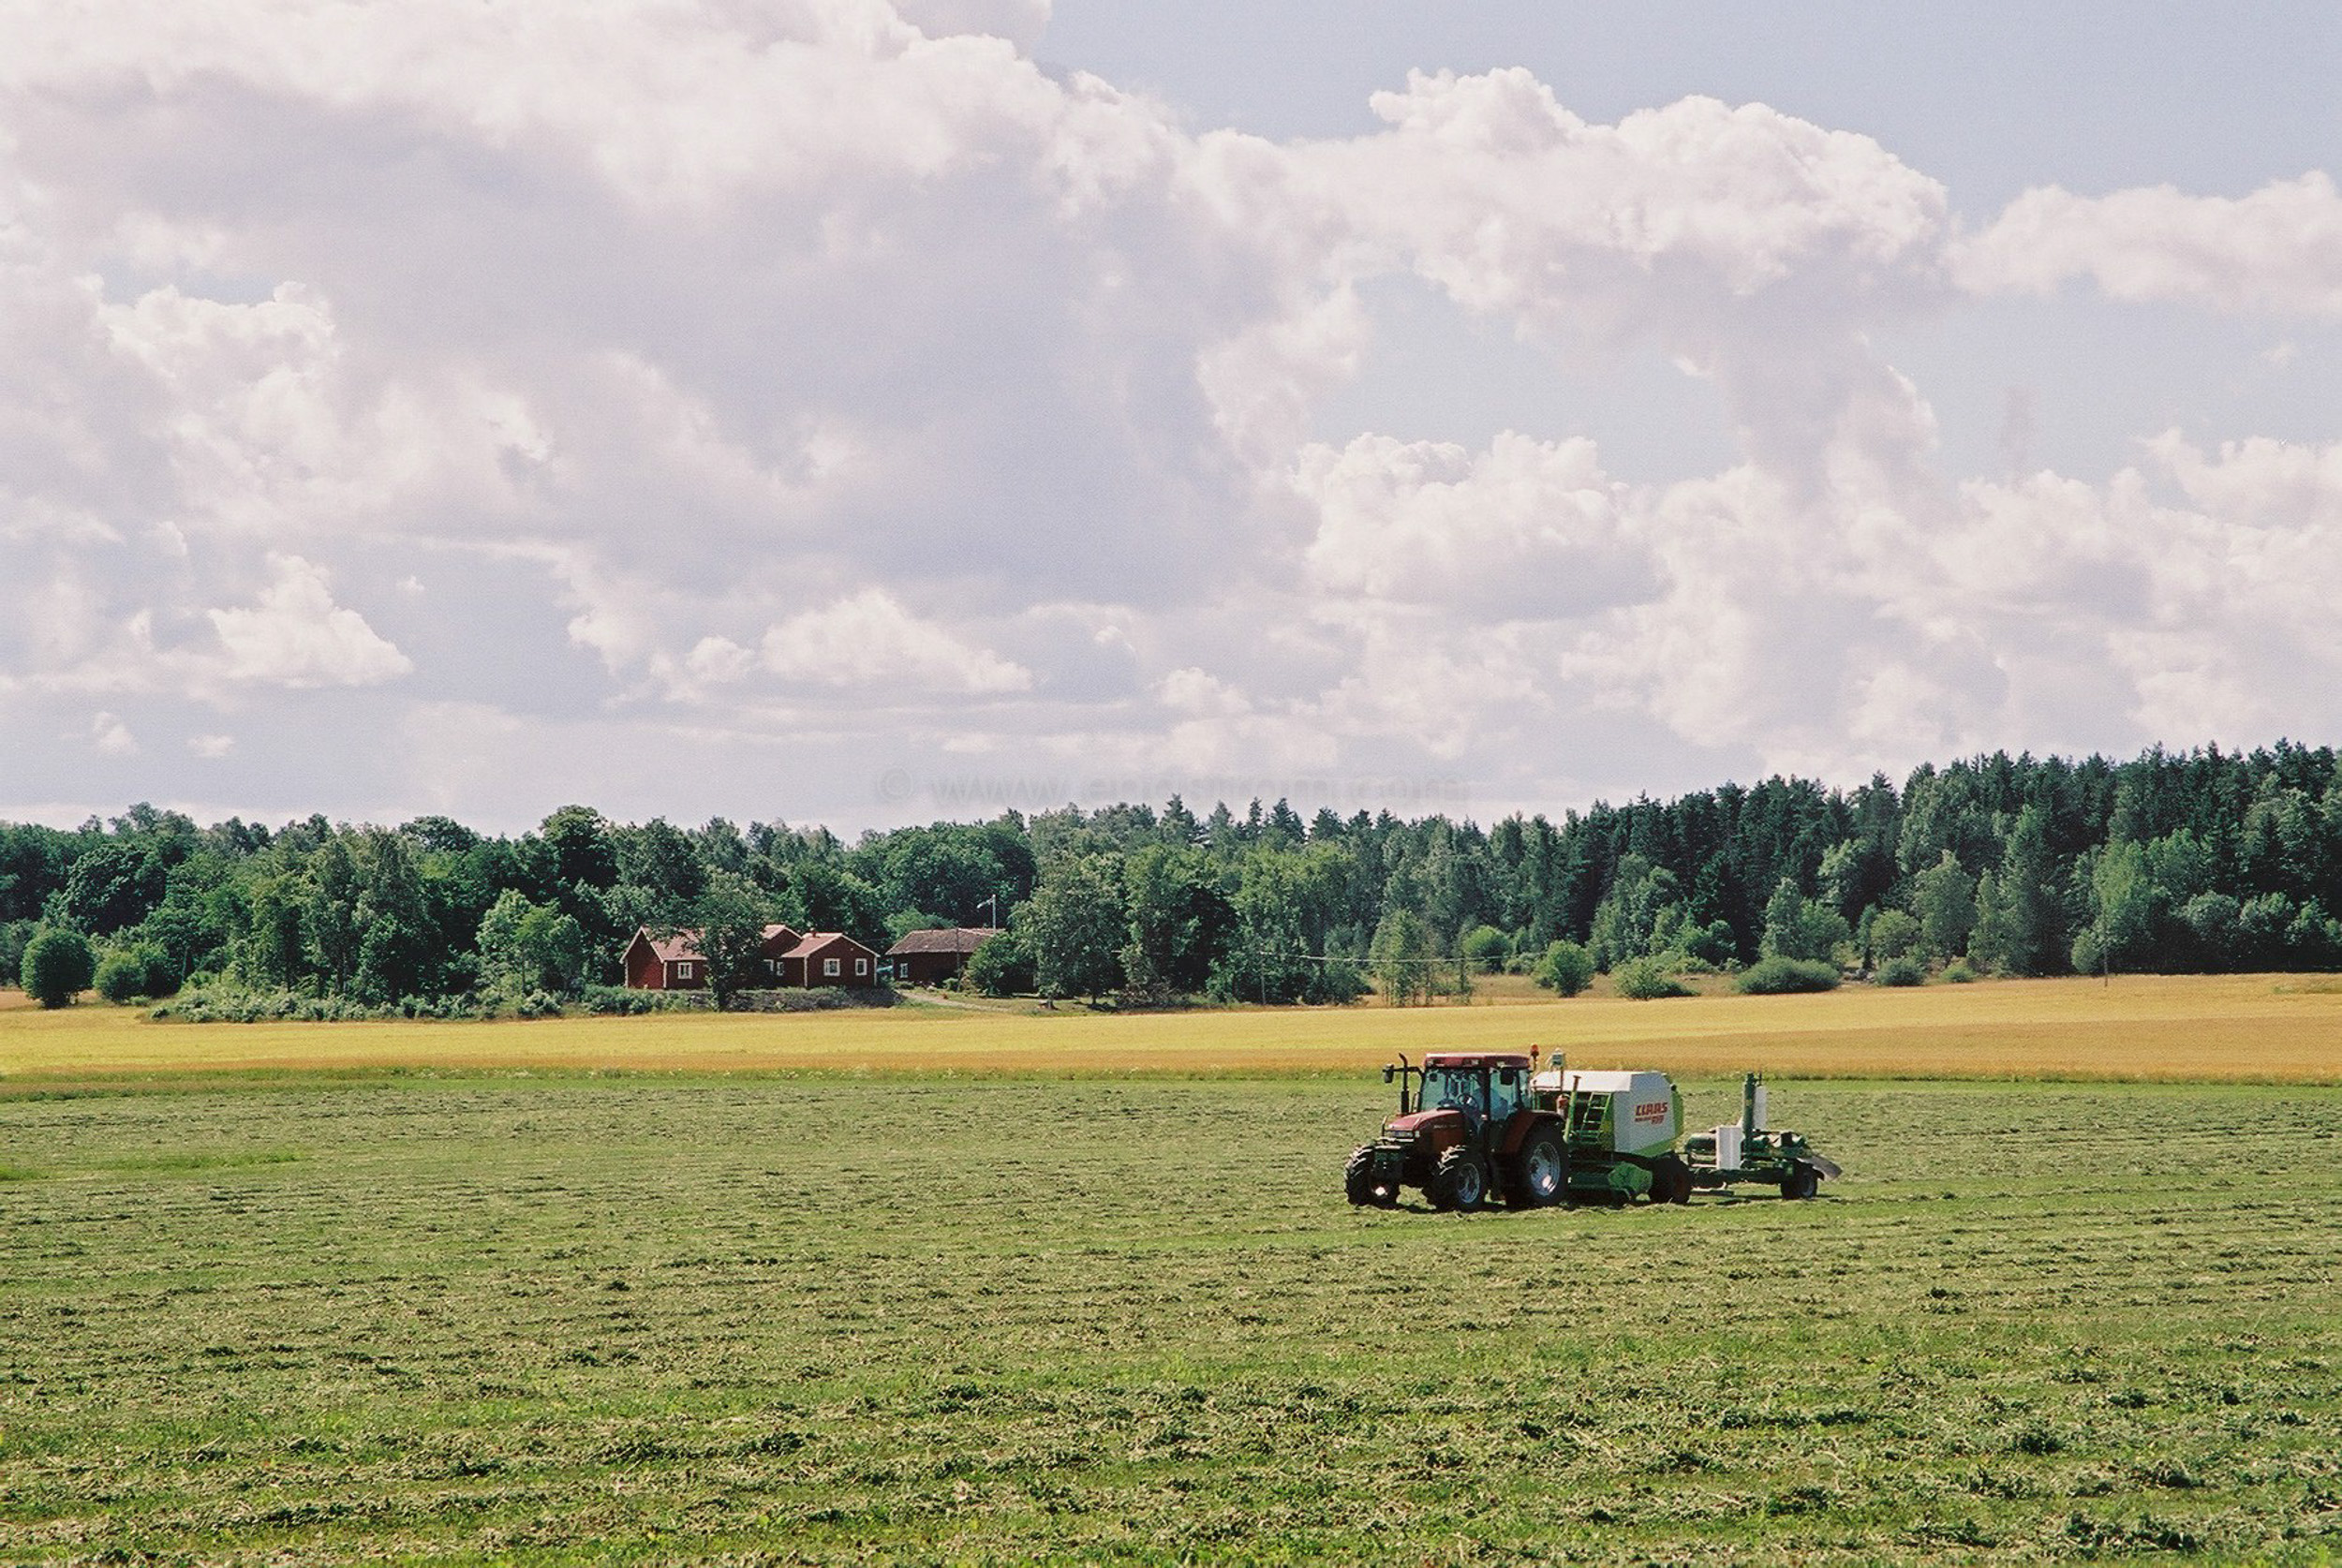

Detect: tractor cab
[1416,1057,1531,1126]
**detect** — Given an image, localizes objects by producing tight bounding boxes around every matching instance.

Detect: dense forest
[7,743,2342,1012]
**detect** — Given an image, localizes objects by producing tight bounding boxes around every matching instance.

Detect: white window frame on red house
[676,962,693,980]
[823,957,841,977]
[855,957,868,975]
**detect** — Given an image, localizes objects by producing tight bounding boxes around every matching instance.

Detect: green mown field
[5,1072,2341,1563]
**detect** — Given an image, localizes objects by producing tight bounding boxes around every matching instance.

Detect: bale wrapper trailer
[1679,1072,1840,1199]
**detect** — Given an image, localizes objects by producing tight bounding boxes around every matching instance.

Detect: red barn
[885,927,1001,985]
[622,924,801,990]
[778,931,879,987]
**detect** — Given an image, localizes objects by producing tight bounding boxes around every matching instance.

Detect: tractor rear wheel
[1505,1131,1565,1208]
[1649,1155,1694,1206]
[1780,1162,1820,1200]
[1428,1148,1488,1213]
[1344,1146,1395,1207]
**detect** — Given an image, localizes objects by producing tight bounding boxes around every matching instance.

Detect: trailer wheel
[1780,1163,1819,1201]
[1344,1146,1397,1207]
[1428,1148,1487,1213]
[1505,1132,1565,1208]
[1649,1155,1694,1206]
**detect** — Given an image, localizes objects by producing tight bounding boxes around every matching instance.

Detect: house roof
[632,924,797,965]
[885,926,1001,956]
[781,930,874,959]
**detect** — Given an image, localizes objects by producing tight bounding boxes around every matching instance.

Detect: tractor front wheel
[1649,1155,1695,1206]
[1344,1146,1396,1207]
[1505,1131,1565,1208]
[1428,1148,1488,1213]
[1780,1162,1820,1201]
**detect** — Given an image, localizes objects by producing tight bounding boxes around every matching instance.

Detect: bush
[1874,954,1926,987]
[580,984,708,1015]
[1941,958,1979,984]
[1867,908,1921,963]
[962,931,1036,998]
[1460,925,1510,974]
[21,928,96,1009]
[1611,957,1692,1000]
[150,988,496,1024]
[95,943,179,1004]
[1533,939,1595,997]
[94,951,146,1004]
[1736,956,1841,995]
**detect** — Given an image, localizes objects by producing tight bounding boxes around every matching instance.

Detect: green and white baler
[1527,1061,1697,1205]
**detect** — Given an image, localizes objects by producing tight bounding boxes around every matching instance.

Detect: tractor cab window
[1489,1066,1524,1122]
[1420,1067,1488,1120]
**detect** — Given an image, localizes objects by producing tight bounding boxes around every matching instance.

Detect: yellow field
[5,972,2342,1083]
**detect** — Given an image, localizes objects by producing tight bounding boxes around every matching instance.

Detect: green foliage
[1942,958,1979,983]
[1610,956,1691,999]
[1460,924,1509,973]
[1118,843,1228,999]
[94,943,179,1004]
[477,890,590,998]
[1911,851,1979,962]
[688,868,780,1009]
[1587,853,1686,970]
[21,926,96,1007]
[1736,955,1842,995]
[578,984,705,1016]
[93,949,143,1004]
[0,918,35,989]
[884,910,950,946]
[1532,939,1595,996]
[961,930,1035,998]
[1019,854,1125,1000]
[1367,908,1435,1005]
[1865,907,1920,963]
[1759,879,1852,963]
[5,740,2342,1021]
[1874,954,1927,987]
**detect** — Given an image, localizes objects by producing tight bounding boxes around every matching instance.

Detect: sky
[4,0,2340,836]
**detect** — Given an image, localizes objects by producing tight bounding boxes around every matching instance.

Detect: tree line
[7,742,2342,1010]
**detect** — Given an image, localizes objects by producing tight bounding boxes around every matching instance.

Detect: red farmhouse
[622,924,800,990]
[885,927,1001,985]
[779,931,879,987]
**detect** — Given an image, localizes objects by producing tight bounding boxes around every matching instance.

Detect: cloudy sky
[5,1,2340,834]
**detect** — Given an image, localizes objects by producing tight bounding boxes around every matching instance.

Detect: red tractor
[1343,1051,1568,1212]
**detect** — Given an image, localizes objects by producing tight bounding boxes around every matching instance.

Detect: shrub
[1460,925,1510,974]
[1874,954,1926,987]
[1736,956,1841,995]
[1942,959,1979,984]
[962,931,1036,998]
[21,928,96,1009]
[580,984,708,1015]
[1533,939,1595,997]
[1612,957,1692,1000]
[96,943,180,1004]
[1867,909,1921,963]
[94,951,146,1004]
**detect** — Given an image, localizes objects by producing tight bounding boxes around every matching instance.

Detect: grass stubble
[3,978,2341,1563]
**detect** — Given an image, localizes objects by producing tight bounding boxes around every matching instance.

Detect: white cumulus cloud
[760,590,1032,694]
[206,555,413,688]
[1957,173,2342,316]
